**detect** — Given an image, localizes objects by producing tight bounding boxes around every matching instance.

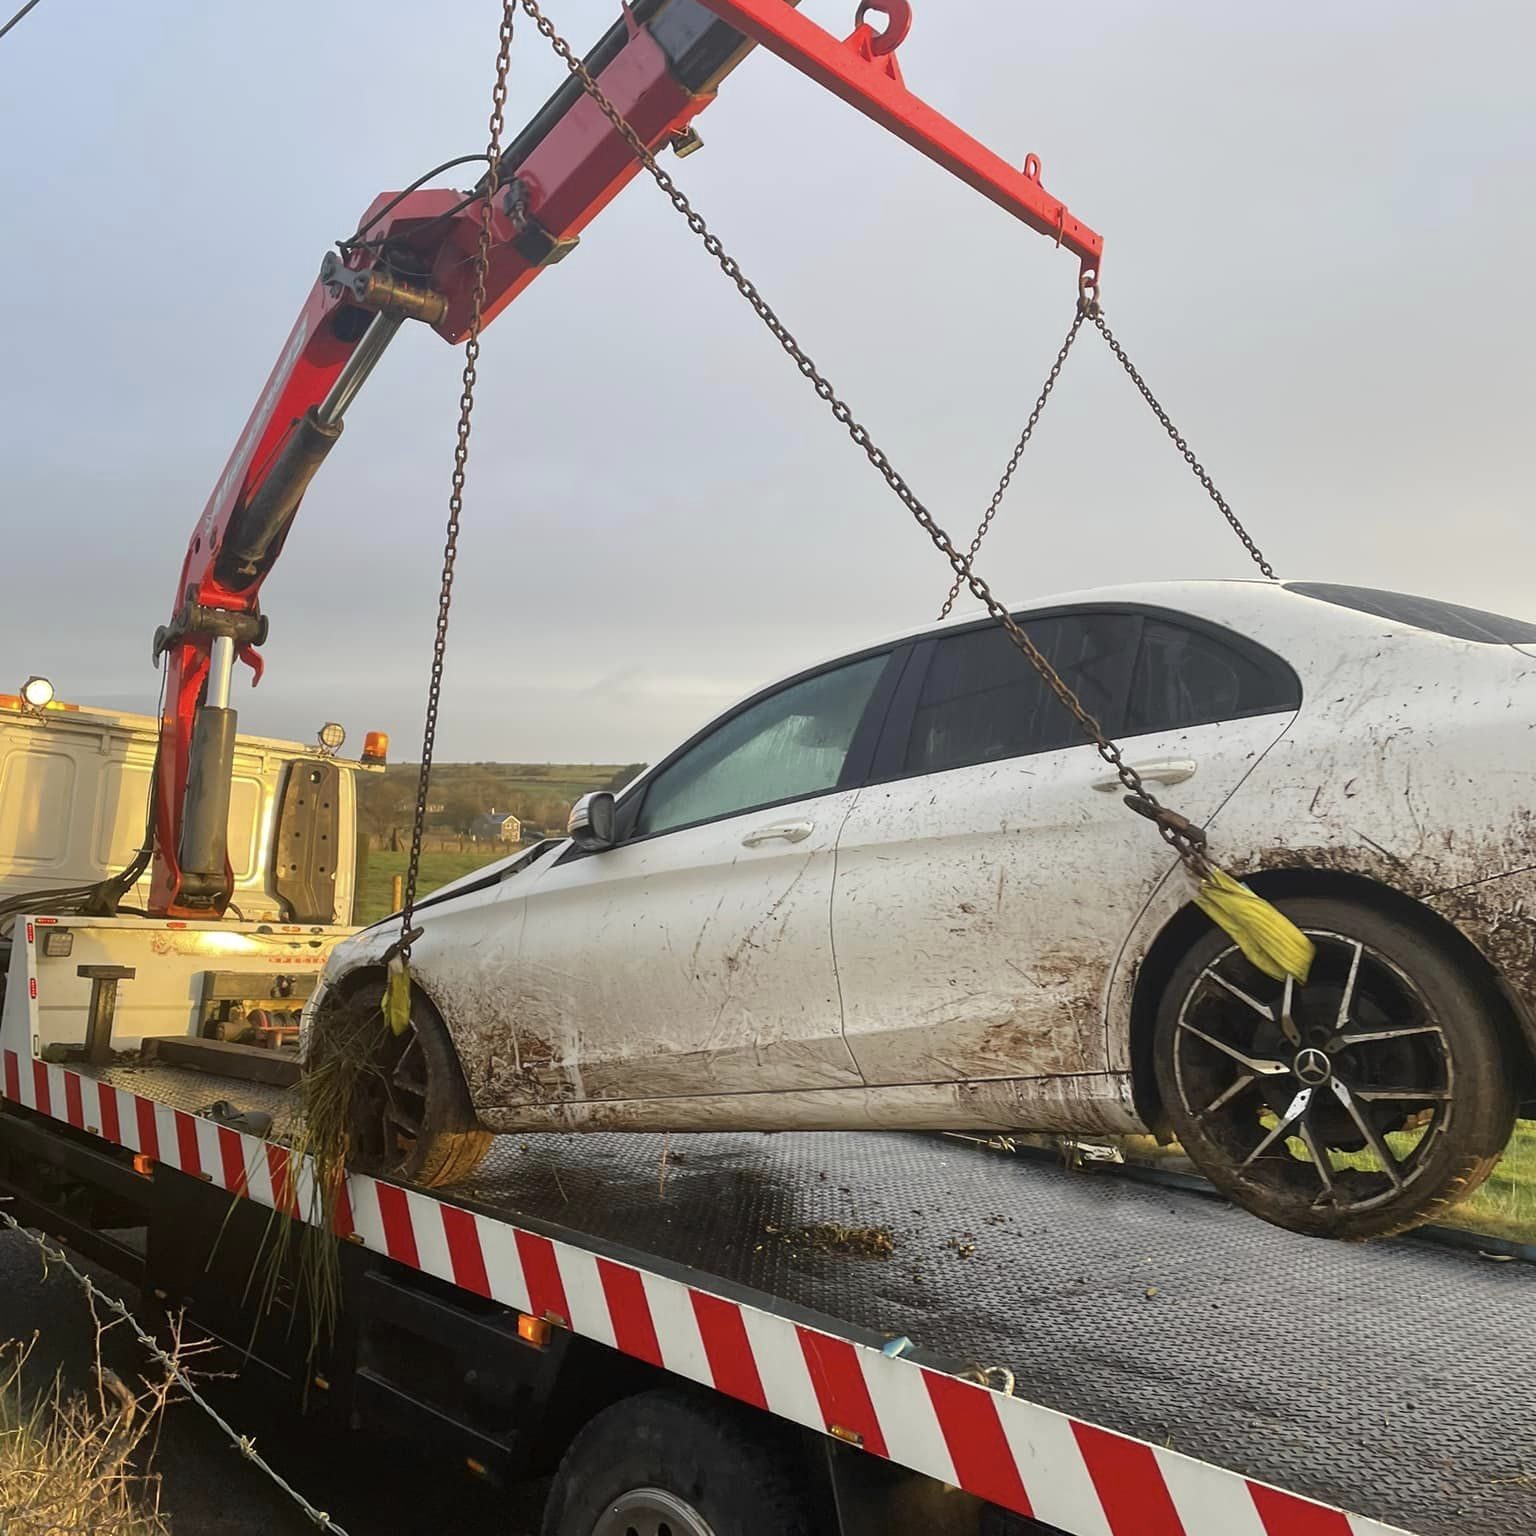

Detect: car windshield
[1285,582,1536,644]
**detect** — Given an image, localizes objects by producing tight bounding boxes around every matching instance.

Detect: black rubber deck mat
[82,1065,1532,1535]
[457,1128,1532,1536]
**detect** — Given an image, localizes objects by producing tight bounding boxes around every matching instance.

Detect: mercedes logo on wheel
[1294,1047,1332,1085]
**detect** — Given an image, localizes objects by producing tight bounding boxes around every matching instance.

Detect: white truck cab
[0,684,371,925]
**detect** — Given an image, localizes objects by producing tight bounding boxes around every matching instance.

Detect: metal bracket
[848,2,910,81]
[319,251,449,324]
[76,964,136,1068]
[152,601,268,665]
[502,180,581,268]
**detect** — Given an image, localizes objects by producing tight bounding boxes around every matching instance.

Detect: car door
[831,608,1300,1090]
[498,649,899,1108]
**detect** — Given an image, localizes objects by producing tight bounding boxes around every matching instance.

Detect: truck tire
[541,1390,815,1536]
[326,979,491,1190]
[1153,895,1516,1239]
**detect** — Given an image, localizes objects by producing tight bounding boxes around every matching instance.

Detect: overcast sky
[3,1,1533,763]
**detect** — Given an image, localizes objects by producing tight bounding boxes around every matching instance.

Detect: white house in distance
[469,808,522,844]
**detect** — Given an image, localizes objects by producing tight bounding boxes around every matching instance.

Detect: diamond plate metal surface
[74,1062,1530,1536]
[88,1062,302,1138]
[460,1129,1533,1536]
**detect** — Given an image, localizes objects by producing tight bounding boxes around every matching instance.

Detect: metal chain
[1089,310,1275,580]
[516,0,1210,873]
[0,1209,353,1534]
[399,2,515,955]
[938,307,1087,619]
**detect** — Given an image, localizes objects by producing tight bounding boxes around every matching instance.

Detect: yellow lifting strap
[383,953,413,1036]
[1193,866,1315,984]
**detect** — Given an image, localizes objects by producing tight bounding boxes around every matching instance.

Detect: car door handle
[741,820,815,847]
[1092,758,1198,791]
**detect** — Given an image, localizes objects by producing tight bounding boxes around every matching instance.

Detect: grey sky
[3,1,1533,763]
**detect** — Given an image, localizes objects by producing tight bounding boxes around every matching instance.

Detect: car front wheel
[313,978,491,1189]
[1153,896,1517,1239]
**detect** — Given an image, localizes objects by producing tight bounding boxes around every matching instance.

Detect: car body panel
[1104,591,1536,1073]
[499,788,863,1105]
[471,1068,1143,1136]
[839,709,1298,1092]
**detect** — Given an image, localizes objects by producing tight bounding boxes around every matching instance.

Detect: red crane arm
[150,0,1103,919]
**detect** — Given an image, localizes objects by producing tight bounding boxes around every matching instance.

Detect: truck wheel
[1153,896,1516,1239]
[541,1390,814,1536]
[336,981,491,1190]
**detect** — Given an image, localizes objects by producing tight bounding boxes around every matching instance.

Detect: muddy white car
[315,580,1536,1238]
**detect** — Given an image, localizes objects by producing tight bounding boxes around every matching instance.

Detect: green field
[1122,1120,1536,1245]
[1450,1118,1536,1243]
[356,848,498,924]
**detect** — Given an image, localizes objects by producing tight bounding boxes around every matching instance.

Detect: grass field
[1447,1117,1536,1242]
[356,848,496,924]
[1122,1119,1536,1245]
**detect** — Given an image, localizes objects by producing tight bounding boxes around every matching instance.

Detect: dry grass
[0,1315,199,1536]
[251,992,389,1366]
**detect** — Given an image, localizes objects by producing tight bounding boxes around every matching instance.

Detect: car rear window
[1286,583,1536,643]
[1127,618,1300,733]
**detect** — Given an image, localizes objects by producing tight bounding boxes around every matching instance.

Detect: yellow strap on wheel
[1193,866,1315,984]
[383,954,413,1036]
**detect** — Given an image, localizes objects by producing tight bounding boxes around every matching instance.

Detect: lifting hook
[852,1,911,57]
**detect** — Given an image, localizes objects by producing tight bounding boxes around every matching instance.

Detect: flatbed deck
[72,1058,1535,1536]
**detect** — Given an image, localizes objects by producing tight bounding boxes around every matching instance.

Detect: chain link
[938,308,1087,619]
[399,3,516,954]
[1089,311,1275,580]
[0,1210,353,1534]
[516,0,1210,873]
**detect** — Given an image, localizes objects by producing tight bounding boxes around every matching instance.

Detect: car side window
[1126,618,1299,733]
[905,613,1139,775]
[636,654,889,837]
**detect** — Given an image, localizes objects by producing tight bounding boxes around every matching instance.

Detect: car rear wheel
[323,980,491,1189]
[1153,895,1516,1239]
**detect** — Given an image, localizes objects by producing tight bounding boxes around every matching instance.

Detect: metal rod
[206,634,236,710]
[317,313,405,427]
[695,0,1103,271]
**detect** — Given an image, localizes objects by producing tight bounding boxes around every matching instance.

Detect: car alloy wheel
[1168,926,1468,1231]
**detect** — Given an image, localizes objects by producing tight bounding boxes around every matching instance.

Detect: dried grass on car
[250,992,386,1365]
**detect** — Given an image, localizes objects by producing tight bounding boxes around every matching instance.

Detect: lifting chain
[1088,307,1275,581]
[938,306,1088,619]
[517,0,1214,875]
[397,2,516,963]
[941,285,1275,618]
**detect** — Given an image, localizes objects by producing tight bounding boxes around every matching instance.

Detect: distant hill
[357,761,645,843]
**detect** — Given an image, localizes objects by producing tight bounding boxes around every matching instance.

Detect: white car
[317,580,1536,1238]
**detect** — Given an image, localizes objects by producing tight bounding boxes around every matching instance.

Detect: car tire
[329,978,491,1190]
[541,1390,815,1536]
[1153,895,1516,1239]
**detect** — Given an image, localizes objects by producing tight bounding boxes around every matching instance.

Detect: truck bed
[84,1058,1531,1536]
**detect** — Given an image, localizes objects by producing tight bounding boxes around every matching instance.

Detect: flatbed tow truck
[2,4,1529,1535]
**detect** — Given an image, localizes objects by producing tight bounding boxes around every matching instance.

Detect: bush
[0,1330,182,1535]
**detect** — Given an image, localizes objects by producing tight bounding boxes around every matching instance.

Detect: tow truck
[1,4,1527,1534]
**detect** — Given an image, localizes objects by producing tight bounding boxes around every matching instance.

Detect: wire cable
[0,0,45,43]
[337,153,489,251]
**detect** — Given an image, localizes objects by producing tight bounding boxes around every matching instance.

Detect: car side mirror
[568,791,617,851]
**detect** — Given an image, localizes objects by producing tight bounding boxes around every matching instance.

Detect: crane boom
[149,0,1103,918]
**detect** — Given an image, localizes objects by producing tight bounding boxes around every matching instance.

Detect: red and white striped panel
[1,1050,1414,1536]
